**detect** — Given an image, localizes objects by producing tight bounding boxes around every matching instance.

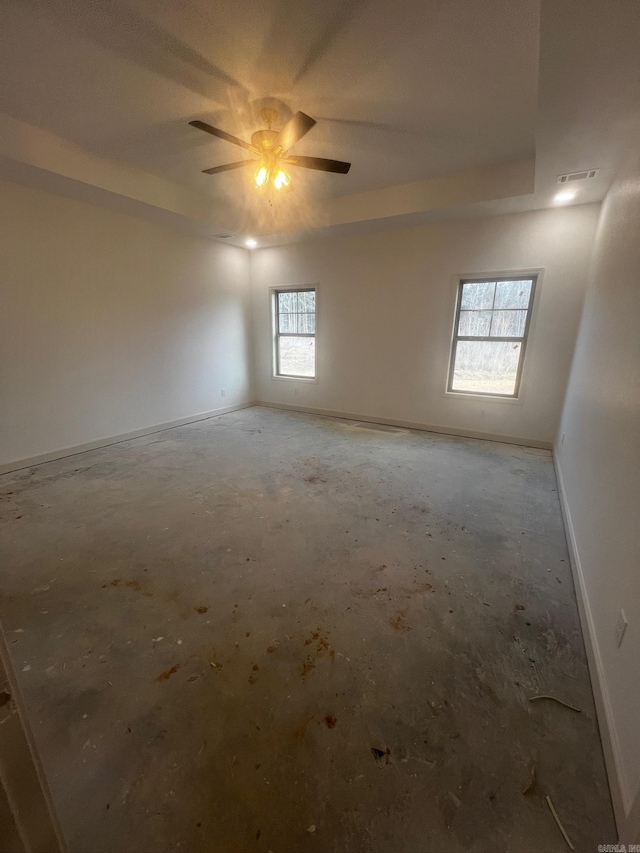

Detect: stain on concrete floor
[0,407,615,851]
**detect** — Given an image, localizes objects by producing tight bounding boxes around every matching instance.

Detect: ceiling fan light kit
[189,108,351,194]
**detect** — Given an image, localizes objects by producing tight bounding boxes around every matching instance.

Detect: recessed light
[553,190,576,205]
[245,238,258,248]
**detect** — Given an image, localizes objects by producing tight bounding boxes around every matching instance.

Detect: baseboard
[0,401,257,476]
[2,400,552,475]
[256,401,553,450]
[553,450,636,842]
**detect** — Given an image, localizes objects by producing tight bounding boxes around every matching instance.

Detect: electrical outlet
[221,389,226,397]
[561,433,566,445]
[615,609,628,648]
[294,387,298,396]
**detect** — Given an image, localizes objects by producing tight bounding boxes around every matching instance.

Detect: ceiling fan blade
[202,160,256,175]
[276,112,316,152]
[286,155,351,174]
[189,120,258,153]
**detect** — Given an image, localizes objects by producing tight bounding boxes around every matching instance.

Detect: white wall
[251,204,599,446]
[555,152,640,840]
[0,180,252,469]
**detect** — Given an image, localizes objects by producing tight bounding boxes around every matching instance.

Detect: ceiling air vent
[215,234,234,239]
[557,169,599,184]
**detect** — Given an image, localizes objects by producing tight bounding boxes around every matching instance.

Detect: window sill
[271,374,318,384]
[444,390,523,404]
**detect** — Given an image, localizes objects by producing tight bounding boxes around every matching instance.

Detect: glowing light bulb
[245,238,257,249]
[254,165,268,188]
[273,169,291,191]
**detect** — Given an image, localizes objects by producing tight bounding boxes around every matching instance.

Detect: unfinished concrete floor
[0,406,615,852]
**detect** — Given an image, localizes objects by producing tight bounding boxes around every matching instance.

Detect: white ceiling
[0,0,638,243]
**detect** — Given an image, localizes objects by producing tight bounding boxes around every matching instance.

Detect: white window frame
[270,285,318,382]
[447,273,538,399]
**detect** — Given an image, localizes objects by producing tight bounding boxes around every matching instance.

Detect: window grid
[273,288,316,379]
[448,276,536,398]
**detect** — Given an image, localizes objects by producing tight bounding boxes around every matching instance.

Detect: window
[448,276,537,397]
[273,288,316,379]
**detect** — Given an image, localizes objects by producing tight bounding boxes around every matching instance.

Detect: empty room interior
[1,1,639,851]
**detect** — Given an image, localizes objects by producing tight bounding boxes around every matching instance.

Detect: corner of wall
[246,246,258,401]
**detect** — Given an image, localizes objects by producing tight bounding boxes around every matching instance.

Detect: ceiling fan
[189,108,351,192]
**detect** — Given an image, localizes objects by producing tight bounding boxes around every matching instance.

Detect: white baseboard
[256,401,553,450]
[0,401,256,475]
[2,400,552,476]
[553,450,638,843]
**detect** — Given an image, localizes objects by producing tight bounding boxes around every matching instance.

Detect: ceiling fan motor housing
[259,107,279,128]
[251,129,279,151]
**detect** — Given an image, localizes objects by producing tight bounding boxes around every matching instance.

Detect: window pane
[298,313,316,334]
[278,336,315,377]
[297,291,316,312]
[460,281,495,310]
[490,310,527,337]
[452,341,522,395]
[458,310,492,336]
[279,313,316,334]
[278,292,297,313]
[279,313,296,333]
[494,280,532,309]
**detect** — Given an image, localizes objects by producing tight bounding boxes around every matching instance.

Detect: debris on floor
[546,795,575,850]
[529,695,581,713]
[522,764,537,795]
[371,747,391,766]
[156,664,180,682]
[389,609,410,633]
